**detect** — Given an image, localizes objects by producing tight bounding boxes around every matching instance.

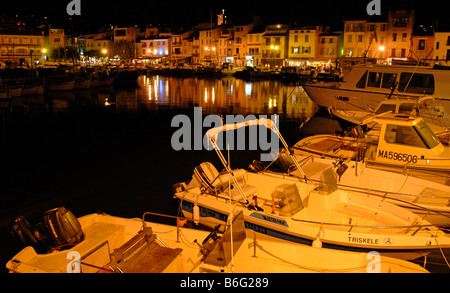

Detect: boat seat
[193,162,246,193]
[301,162,333,179]
[194,162,256,200]
[306,139,344,153]
[220,184,258,201]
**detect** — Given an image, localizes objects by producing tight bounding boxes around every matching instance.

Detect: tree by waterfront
[111,40,135,61]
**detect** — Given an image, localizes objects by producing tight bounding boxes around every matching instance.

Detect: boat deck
[115,246,183,273]
[295,137,361,160]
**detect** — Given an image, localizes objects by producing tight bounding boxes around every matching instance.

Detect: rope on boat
[290,216,439,231]
[434,236,450,269]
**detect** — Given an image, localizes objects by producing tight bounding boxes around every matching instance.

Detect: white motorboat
[275,149,450,226]
[0,88,9,99]
[294,114,450,185]
[173,118,450,260]
[97,76,116,86]
[303,64,450,113]
[330,96,450,146]
[6,207,428,273]
[331,96,450,130]
[8,85,23,97]
[74,75,91,89]
[22,83,44,95]
[214,63,243,76]
[46,77,76,91]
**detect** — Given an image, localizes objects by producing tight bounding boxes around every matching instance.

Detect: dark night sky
[2,0,447,32]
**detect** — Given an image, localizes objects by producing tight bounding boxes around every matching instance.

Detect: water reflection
[3,75,318,121]
[133,75,318,120]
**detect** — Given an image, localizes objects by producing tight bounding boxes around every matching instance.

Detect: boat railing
[352,188,450,224]
[303,175,450,225]
[290,216,442,234]
[297,154,315,167]
[142,211,233,244]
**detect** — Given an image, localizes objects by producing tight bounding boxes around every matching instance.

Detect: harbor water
[0,74,448,273]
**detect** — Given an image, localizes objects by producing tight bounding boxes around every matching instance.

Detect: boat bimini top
[204,118,307,207]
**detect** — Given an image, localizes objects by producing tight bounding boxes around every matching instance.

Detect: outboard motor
[43,207,84,248]
[11,207,84,253]
[11,216,49,253]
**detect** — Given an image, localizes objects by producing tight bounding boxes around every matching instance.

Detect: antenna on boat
[269,119,308,181]
[227,145,235,273]
[400,52,423,99]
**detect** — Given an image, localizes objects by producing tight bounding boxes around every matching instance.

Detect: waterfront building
[411,25,434,62]
[246,25,264,67]
[261,24,289,69]
[144,27,159,39]
[86,38,112,57]
[140,38,170,60]
[387,10,415,59]
[74,36,86,56]
[181,30,196,64]
[217,26,234,64]
[233,24,246,66]
[199,27,218,64]
[170,33,183,62]
[343,20,369,58]
[287,26,325,67]
[231,18,262,67]
[0,28,45,67]
[434,31,450,62]
[48,27,65,52]
[342,10,414,61]
[232,24,251,67]
[114,26,141,43]
[191,32,200,65]
[364,21,389,59]
[317,31,343,61]
[217,9,228,27]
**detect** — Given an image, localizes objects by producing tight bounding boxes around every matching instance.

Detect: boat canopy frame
[205,118,307,206]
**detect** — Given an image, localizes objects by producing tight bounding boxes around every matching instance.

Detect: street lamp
[101,49,108,64]
[30,49,33,69]
[378,46,385,58]
[42,48,47,61]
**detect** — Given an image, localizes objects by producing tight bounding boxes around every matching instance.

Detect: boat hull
[175,187,448,261]
[74,79,91,89]
[0,89,9,99]
[303,83,450,115]
[6,212,429,273]
[22,85,44,95]
[97,77,115,86]
[303,83,390,110]
[9,86,23,97]
[47,80,76,91]
[294,134,450,185]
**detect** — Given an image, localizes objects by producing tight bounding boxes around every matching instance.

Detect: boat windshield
[384,124,427,148]
[384,120,441,149]
[414,120,441,149]
[376,104,396,114]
